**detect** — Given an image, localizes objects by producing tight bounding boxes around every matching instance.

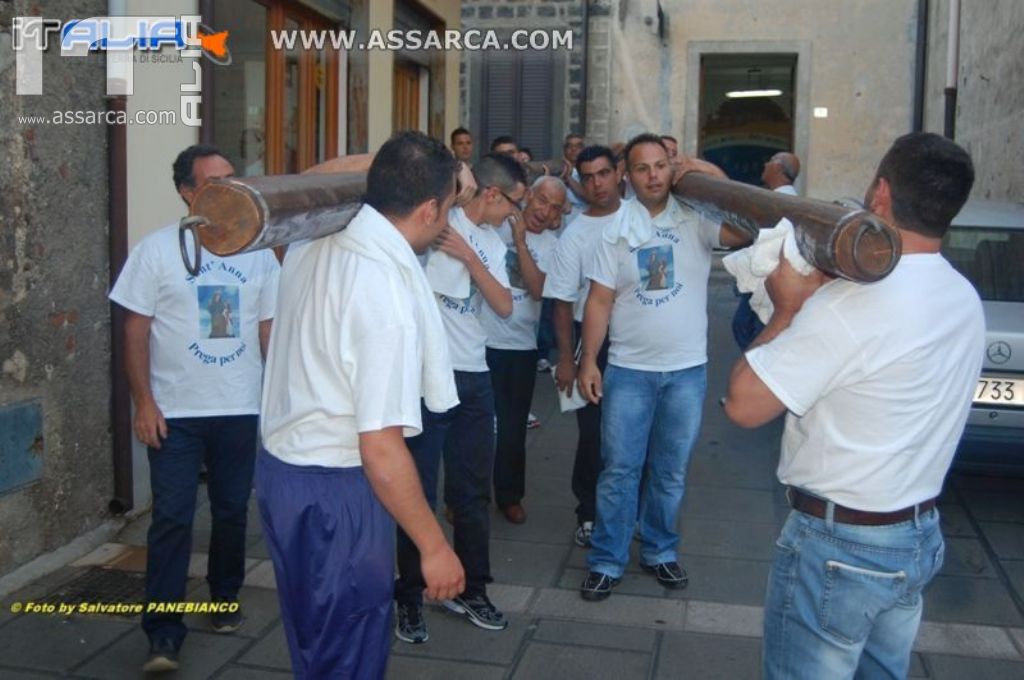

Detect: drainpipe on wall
[107,0,132,515]
[944,0,960,139]
[912,0,928,132]
[578,0,589,136]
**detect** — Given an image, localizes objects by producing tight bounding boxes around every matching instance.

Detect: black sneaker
[395,602,429,643]
[442,594,508,631]
[641,561,689,589]
[210,599,243,633]
[141,638,179,673]
[580,571,620,601]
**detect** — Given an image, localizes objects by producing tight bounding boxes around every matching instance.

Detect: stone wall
[459,0,589,151]
[0,0,113,577]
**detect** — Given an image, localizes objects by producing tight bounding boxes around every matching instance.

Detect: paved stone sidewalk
[1,265,1022,678]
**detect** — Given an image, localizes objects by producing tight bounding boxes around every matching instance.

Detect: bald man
[733,152,802,349]
[761,152,801,195]
[480,176,567,525]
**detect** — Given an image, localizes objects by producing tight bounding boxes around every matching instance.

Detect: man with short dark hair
[725,132,982,678]
[451,127,474,164]
[258,131,466,678]
[577,133,750,601]
[659,135,678,159]
[110,144,280,673]
[560,133,588,224]
[394,152,525,643]
[490,135,518,157]
[543,145,623,548]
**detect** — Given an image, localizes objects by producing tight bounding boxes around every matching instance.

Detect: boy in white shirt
[480,176,566,524]
[394,153,526,643]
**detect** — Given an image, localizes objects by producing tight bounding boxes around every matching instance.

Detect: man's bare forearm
[124,313,156,408]
[514,235,545,300]
[580,288,612,361]
[361,429,449,556]
[467,257,513,318]
[552,300,575,361]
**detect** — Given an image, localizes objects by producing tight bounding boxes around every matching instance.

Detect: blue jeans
[395,370,495,603]
[588,364,707,577]
[143,415,257,649]
[763,505,945,680]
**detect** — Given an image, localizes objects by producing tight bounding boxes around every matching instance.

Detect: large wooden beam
[181,165,900,283]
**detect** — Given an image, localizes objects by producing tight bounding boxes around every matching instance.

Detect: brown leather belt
[788,487,937,526]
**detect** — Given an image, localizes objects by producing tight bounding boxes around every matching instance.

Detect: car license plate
[974,376,1024,407]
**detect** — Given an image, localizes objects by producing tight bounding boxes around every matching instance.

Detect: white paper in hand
[552,367,588,413]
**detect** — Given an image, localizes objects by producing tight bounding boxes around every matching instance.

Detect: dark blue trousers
[395,370,495,604]
[256,451,395,680]
[143,415,257,649]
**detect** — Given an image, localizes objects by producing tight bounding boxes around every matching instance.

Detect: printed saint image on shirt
[198,285,240,339]
[505,249,526,290]
[638,245,674,291]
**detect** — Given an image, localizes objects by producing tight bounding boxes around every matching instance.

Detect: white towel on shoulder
[722,217,816,324]
[334,206,459,414]
[601,198,687,247]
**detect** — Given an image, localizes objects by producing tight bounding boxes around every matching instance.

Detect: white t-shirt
[481,224,559,350]
[746,254,985,511]
[543,209,623,322]
[261,211,428,468]
[586,198,721,371]
[109,224,279,418]
[429,207,510,372]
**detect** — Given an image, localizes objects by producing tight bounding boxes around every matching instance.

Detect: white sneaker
[536,358,551,372]
[526,413,540,429]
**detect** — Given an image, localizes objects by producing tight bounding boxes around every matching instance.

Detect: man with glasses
[481,176,567,526]
[395,153,526,644]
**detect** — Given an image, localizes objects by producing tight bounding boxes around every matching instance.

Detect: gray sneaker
[141,638,179,673]
[574,521,594,548]
[395,602,429,644]
[210,599,243,634]
[442,594,508,631]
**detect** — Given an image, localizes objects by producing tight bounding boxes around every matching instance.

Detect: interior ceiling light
[725,89,783,98]
[726,67,781,98]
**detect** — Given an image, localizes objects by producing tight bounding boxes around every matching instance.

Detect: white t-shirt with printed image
[430,207,510,371]
[480,223,559,350]
[542,208,624,322]
[109,223,280,418]
[586,198,721,371]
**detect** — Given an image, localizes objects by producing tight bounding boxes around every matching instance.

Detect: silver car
[941,200,1024,472]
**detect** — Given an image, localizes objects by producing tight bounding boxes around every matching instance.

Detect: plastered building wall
[593,0,919,200]
[924,0,1024,202]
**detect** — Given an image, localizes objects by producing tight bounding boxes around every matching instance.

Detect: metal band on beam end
[178,215,208,276]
